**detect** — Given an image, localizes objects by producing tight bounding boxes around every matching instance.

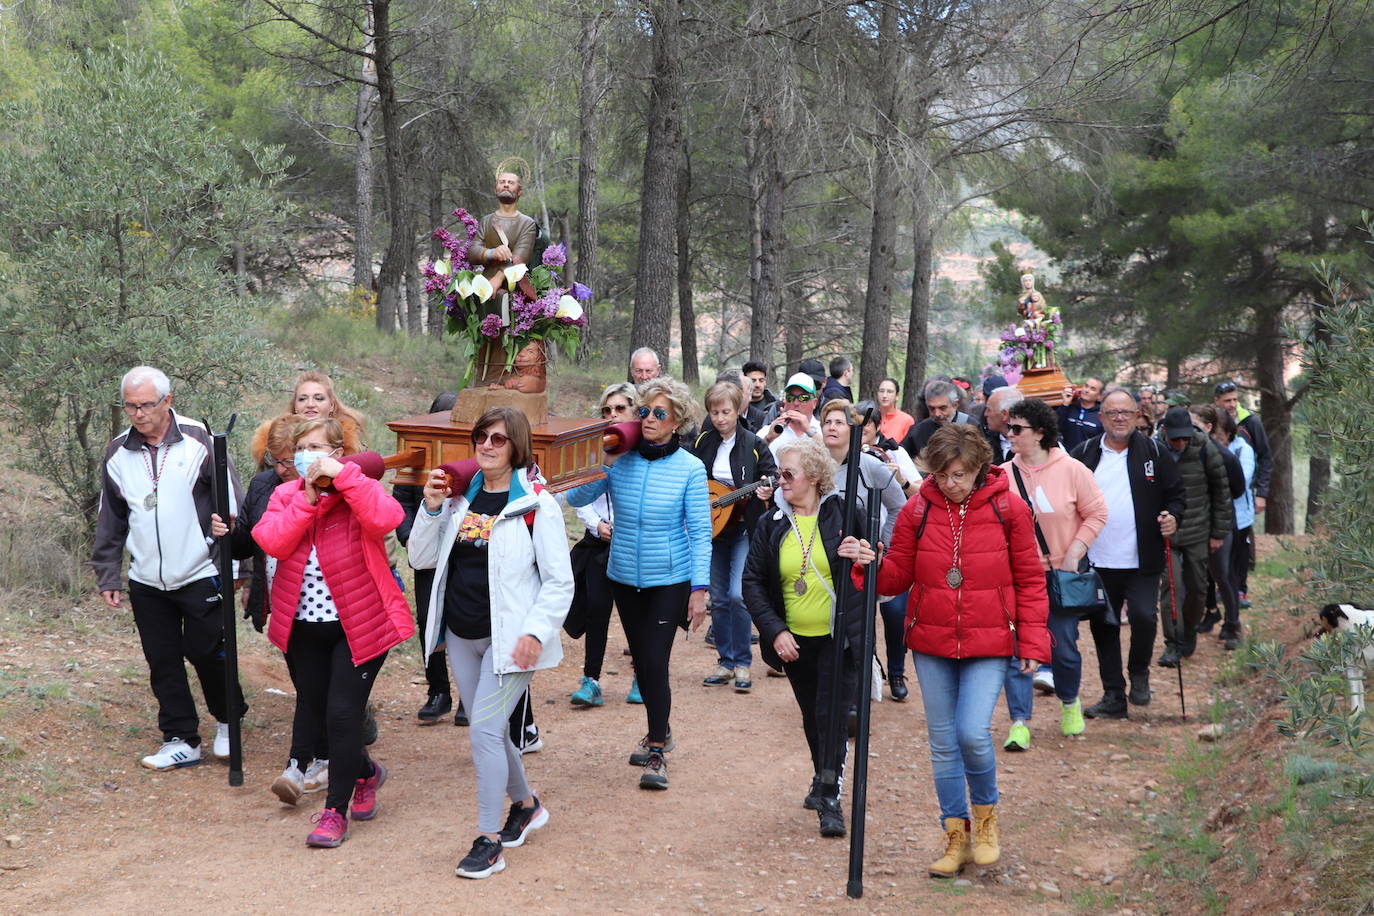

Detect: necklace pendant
[794,576,808,597]
[945,567,963,589]
[143,491,158,511]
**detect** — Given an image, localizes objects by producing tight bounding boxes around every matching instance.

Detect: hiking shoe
[639,750,669,790]
[141,739,201,771]
[519,726,544,755]
[703,626,715,648]
[1238,591,1251,608]
[702,665,734,686]
[351,761,386,821]
[1003,722,1030,752]
[1060,699,1086,736]
[362,704,379,746]
[306,808,348,848]
[889,674,909,702]
[1157,648,1181,668]
[213,723,230,759]
[733,667,752,693]
[1198,609,1221,634]
[498,797,549,848]
[455,835,505,879]
[570,676,604,707]
[803,776,822,810]
[454,702,469,727]
[626,679,643,704]
[303,758,329,793]
[1084,693,1129,719]
[1128,674,1151,706]
[271,761,306,806]
[818,798,846,837]
[1222,633,1240,650]
[418,693,452,724]
[629,730,676,766]
[1032,668,1056,694]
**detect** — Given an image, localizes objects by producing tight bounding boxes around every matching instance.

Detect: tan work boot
[929,817,972,878]
[971,803,1000,865]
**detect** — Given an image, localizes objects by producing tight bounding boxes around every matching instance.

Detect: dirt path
[0,580,1242,916]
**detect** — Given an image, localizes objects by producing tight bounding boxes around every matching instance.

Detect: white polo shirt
[1087,437,1139,570]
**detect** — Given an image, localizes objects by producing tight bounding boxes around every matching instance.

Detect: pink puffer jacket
[253,461,413,665]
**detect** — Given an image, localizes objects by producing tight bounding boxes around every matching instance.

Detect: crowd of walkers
[91,353,1270,879]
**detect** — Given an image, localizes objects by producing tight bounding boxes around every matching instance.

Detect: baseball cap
[982,375,1008,398]
[784,372,817,394]
[1163,407,1195,439]
[1163,389,1191,408]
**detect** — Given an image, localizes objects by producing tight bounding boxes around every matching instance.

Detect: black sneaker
[454,702,469,727]
[418,693,452,724]
[1157,648,1181,668]
[803,776,822,810]
[818,798,846,837]
[889,674,909,702]
[497,797,549,848]
[1221,631,1239,651]
[1084,693,1129,719]
[1128,675,1151,707]
[628,730,675,766]
[640,750,669,790]
[1197,609,1221,634]
[455,835,505,879]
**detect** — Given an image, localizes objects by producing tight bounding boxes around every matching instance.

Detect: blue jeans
[709,527,752,669]
[879,592,908,677]
[912,652,1005,824]
[1003,612,1082,719]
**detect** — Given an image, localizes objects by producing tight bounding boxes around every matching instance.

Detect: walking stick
[207,414,245,786]
[1163,535,1187,721]
[846,483,882,900]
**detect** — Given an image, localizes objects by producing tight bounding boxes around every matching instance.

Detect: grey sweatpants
[446,633,536,833]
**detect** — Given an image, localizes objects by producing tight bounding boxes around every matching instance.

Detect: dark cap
[982,375,1008,397]
[1163,407,1195,439]
[1163,389,1191,408]
[797,358,826,385]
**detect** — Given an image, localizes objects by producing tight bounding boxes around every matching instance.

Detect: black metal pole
[208,414,244,786]
[846,482,882,899]
[819,411,867,798]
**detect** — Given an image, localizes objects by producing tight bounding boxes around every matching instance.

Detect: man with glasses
[764,373,822,457]
[1213,380,1270,604]
[92,366,247,771]
[1069,388,1185,718]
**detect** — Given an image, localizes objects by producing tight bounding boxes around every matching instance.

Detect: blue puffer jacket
[568,448,711,589]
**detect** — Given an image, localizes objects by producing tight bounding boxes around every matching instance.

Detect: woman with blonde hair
[284,371,366,452]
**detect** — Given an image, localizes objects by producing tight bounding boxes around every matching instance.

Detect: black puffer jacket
[1158,429,1234,548]
[742,492,869,670]
[230,467,282,631]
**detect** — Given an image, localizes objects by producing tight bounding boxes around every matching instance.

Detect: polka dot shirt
[295,547,339,622]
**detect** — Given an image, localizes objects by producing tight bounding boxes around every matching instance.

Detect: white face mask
[294,450,330,479]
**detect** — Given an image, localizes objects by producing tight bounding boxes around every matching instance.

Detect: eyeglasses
[784,392,814,403]
[272,456,293,470]
[637,406,669,421]
[778,468,803,483]
[473,430,511,448]
[601,403,631,417]
[1005,423,1031,436]
[933,471,971,485]
[121,394,167,415]
[1101,409,1137,419]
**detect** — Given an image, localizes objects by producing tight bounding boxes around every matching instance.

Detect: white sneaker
[303,758,329,793]
[213,723,230,759]
[271,761,305,806]
[1032,668,1056,694]
[519,726,544,755]
[141,739,201,771]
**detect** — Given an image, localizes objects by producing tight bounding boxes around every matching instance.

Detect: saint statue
[466,168,540,386]
[1017,273,1047,322]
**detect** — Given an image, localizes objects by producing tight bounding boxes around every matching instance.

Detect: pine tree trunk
[1255,304,1294,533]
[745,0,785,385]
[573,10,607,362]
[1306,311,1333,524]
[372,0,409,335]
[353,1,378,293]
[858,3,900,401]
[676,150,698,384]
[629,0,682,369]
[404,247,422,335]
[902,181,933,416]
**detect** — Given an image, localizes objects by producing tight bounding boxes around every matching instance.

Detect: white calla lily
[471,274,494,302]
[456,275,473,299]
[503,263,528,287]
[555,295,583,321]
[433,258,451,276]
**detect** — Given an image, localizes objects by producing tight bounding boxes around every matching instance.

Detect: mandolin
[708,476,776,538]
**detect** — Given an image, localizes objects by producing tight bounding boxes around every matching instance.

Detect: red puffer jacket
[876,465,1050,663]
[253,461,414,666]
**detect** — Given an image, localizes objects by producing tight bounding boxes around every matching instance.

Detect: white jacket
[407,467,572,675]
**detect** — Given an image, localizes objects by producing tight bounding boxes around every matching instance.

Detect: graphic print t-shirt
[443,489,508,640]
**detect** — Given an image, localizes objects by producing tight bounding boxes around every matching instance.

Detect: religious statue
[1017,273,1047,322]
[467,170,538,292]
[494,339,549,393]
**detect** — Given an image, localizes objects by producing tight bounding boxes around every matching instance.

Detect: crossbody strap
[1010,464,1052,559]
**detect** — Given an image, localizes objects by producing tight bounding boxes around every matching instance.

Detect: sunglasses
[778,468,804,483]
[472,430,511,448]
[1005,423,1032,436]
[1215,381,1237,394]
[784,392,814,403]
[601,403,631,417]
[637,406,669,421]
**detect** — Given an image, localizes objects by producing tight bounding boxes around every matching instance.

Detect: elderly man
[629,347,662,384]
[763,372,822,456]
[980,386,1025,465]
[92,366,246,770]
[899,379,973,461]
[1070,389,1185,717]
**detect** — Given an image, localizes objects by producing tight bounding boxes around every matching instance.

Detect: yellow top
[779,513,833,637]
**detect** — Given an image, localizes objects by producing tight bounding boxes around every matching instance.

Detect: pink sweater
[1002,447,1108,569]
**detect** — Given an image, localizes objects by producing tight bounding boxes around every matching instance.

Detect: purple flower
[572,282,592,302]
[542,243,567,268]
[479,314,506,338]
[424,275,445,294]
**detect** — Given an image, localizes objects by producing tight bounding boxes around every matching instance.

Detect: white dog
[1317,604,1374,713]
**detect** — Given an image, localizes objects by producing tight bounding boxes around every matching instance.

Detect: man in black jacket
[1071,389,1185,718]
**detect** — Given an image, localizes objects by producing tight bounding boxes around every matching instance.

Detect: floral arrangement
[998,306,1063,373]
[422,208,590,377]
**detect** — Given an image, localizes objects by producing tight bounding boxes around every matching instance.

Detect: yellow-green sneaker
[1003,722,1030,752]
[1061,699,1086,736]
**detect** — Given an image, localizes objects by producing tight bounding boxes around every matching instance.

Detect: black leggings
[286,620,386,813]
[576,537,616,680]
[412,568,450,696]
[783,634,854,799]
[610,580,689,745]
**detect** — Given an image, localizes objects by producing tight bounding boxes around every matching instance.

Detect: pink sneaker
[306,808,348,848]
[351,760,387,821]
